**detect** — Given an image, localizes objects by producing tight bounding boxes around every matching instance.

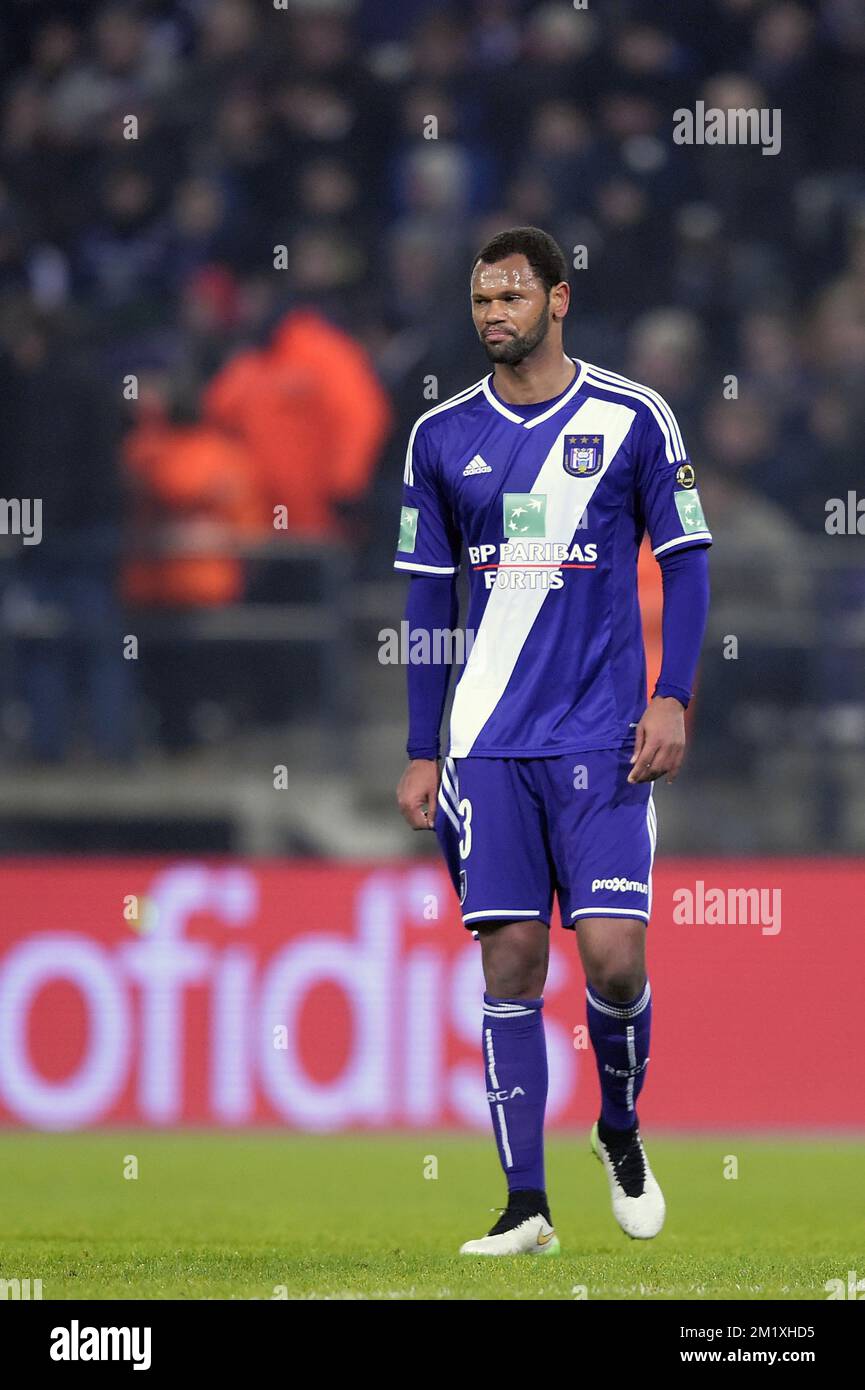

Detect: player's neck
[491,349,576,406]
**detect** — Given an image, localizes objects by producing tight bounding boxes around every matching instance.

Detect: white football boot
[590,1120,665,1239]
[459,1204,561,1256]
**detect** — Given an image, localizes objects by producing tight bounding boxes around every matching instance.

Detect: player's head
[470,226,570,365]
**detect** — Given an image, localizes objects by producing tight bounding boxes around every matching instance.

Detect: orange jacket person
[123,418,267,608]
[205,308,392,537]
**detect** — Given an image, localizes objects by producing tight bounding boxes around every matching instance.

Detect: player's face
[471,255,559,365]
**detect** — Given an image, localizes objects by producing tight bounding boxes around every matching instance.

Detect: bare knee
[577,917,646,1001]
[586,963,646,1002]
[479,920,549,998]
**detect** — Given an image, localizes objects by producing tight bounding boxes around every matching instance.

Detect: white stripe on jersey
[585,362,686,457]
[583,365,686,463]
[448,397,636,758]
[403,378,487,485]
[393,559,460,574]
[652,532,711,557]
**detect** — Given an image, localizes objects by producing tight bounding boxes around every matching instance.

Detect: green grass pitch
[1,1132,863,1300]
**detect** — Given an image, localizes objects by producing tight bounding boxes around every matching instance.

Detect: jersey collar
[481,357,587,429]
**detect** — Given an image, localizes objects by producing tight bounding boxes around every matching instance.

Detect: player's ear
[550,280,570,322]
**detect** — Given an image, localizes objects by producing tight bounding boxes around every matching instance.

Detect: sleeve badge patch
[674,489,707,533]
[398,505,419,553]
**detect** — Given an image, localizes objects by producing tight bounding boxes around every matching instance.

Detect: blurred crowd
[0,0,863,762]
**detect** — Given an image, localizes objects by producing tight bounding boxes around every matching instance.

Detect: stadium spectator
[0,301,132,762]
[121,368,267,750]
[122,371,266,609]
[205,305,392,541]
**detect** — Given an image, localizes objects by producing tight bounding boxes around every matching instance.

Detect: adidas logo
[463,454,492,476]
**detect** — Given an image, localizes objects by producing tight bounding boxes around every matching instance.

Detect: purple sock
[586,980,652,1131]
[482,993,548,1193]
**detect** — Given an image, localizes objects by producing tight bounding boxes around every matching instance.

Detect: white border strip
[463,908,542,923]
[436,786,460,832]
[584,365,685,461]
[653,532,712,557]
[522,358,587,428]
[570,906,649,922]
[480,375,525,423]
[496,1104,513,1167]
[403,379,486,484]
[393,560,459,574]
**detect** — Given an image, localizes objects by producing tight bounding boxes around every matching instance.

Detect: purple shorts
[435,749,656,930]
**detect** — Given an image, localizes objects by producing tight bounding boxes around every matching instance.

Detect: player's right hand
[396,759,440,830]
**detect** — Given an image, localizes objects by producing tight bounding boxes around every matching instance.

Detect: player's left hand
[396,758,440,829]
[628,696,686,784]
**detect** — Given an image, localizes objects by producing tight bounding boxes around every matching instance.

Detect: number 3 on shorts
[458,797,472,859]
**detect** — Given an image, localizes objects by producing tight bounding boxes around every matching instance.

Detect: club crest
[564,434,603,477]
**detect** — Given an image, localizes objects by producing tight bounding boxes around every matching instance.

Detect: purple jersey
[394,357,712,757]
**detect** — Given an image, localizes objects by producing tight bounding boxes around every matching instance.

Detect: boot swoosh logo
[537,1228,555,1245]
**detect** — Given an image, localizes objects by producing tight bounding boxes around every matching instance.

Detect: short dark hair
[471,226,569,294]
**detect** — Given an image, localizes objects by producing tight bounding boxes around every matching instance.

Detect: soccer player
[395,227,711,1255]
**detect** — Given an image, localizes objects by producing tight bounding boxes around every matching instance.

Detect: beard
[480,303,551,364]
